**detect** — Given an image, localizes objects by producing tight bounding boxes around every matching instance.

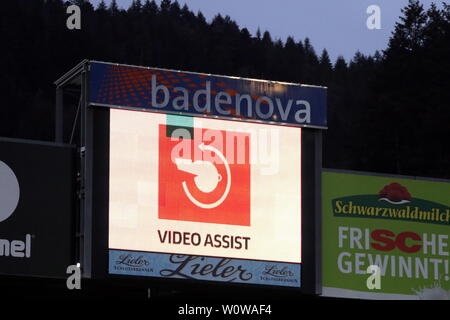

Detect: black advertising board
[0,138,75,278]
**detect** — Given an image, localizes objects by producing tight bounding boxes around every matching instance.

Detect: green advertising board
[322,169,450,300]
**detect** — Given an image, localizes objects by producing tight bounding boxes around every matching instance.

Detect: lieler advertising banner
[107,108,302,287]
[89,61,327,129]
[322,169,450,300]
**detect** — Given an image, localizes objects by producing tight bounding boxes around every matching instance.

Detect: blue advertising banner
[89,61,327,128]
[109,250,301,288]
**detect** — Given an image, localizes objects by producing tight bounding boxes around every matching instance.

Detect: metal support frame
[55,87,63,143]
[80,63,93,278]
[314,130,323,295]
[54,59,92,278]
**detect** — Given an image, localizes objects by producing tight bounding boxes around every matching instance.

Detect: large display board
[90,107,321,293]
[322,169,450,299]
[85,60,323,293]
[107,108,302,287]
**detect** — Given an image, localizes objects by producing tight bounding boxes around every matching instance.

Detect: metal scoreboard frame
[54,60,325,295]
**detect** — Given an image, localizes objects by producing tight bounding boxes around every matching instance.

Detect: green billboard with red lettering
[322,169,450,300]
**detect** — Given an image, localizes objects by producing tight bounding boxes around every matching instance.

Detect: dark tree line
[0,0,448,178]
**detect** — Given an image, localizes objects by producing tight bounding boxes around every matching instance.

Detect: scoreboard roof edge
[88,60,328,89]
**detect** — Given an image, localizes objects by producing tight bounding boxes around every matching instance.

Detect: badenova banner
[89,61,327,128]
[322,170,450,300]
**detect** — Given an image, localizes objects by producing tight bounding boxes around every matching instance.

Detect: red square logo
[158,124,251,226]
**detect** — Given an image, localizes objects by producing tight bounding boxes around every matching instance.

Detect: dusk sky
[90,0,441,62]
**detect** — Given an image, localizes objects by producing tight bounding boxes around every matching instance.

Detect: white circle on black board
[0,160,20,223]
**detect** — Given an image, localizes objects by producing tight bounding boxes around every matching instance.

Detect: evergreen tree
[319,49,332,85]
[129,0,143,13]
[160,0,172,14]
[97,0,107,11]
[109,0,119,15]
[365,0,450,176]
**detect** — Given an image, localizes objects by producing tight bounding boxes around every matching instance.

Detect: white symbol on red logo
[0,160,20,223]
[175,143,231,209]
[158,125,250,226]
